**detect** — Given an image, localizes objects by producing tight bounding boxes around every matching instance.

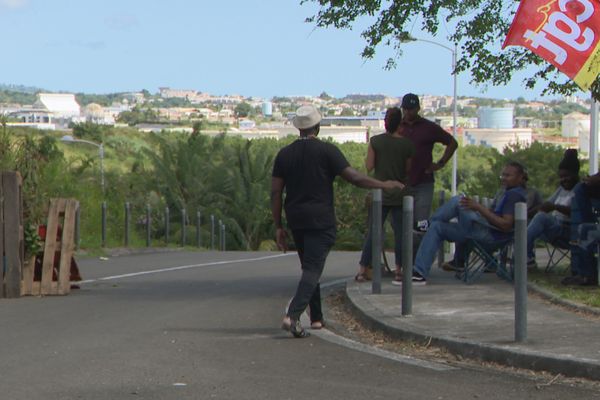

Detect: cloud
[104,14,138,31]
[0,0,28,9]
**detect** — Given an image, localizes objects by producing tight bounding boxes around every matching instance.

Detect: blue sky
[0,0,577,100]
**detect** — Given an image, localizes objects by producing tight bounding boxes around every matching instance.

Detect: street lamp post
[61,135,105,194]
[402,37,458,196]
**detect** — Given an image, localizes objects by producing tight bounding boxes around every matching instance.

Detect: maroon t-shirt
[401,117,453,186]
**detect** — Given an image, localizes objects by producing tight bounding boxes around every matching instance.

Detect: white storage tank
[478,107,514,129]
[262,102,273,117]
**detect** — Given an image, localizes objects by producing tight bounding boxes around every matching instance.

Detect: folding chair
[457,238,513,284]
[544,237,571,273]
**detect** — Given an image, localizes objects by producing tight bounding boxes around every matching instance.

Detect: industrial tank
[477,107,514,129]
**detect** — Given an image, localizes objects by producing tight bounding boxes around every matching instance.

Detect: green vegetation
[2,123,579,255]
[529,267,600,308]
[300,0,599,99]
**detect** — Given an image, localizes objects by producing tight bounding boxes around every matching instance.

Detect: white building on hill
[34,93,81,118]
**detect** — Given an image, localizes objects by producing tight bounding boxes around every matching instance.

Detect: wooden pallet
[21,198,79,296]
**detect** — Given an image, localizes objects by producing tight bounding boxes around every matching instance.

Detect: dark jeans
[570,183,600,278]
[359,205,403,268]
[287,227,336,322]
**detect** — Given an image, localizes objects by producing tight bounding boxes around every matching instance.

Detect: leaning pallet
[22,198,79,296]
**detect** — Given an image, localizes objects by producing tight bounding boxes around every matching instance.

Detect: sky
[0,0,582,101]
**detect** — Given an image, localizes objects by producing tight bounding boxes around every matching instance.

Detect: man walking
[271,105,404,338]
[401,93,458,233]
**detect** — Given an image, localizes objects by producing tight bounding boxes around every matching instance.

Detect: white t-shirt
[549,187,574,223]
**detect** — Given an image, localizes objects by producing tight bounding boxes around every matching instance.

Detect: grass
[529,264,600,309]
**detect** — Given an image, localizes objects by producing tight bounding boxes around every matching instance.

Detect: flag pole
[591,91,599,175]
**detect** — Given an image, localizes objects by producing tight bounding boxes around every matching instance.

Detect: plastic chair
[544,237,571,273]
[457,238,513,284]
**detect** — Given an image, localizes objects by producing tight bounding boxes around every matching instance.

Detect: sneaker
[391,271,427,286]
[414,219,429,234]
[441,260,464,272]
[289,319,310,338]
[561,275,598,286]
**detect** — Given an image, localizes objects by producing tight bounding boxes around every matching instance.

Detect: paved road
[1,250,597,399]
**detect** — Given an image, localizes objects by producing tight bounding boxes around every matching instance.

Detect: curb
[345,280,600,381]
[527,282,600,317]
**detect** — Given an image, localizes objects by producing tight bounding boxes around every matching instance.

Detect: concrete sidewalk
[344,254,600,381]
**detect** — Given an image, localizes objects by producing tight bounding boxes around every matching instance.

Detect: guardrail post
[514,202,528,342]
[101,201,107,247]
[221,223,226,251]
[196,211,201,248]
[165,207,170,244]
[402,195,414,316]
[371,189,383,294]
[181,208,187,247]
[146,204,151,247]
[124,202,130,247]
[211,215,215,249]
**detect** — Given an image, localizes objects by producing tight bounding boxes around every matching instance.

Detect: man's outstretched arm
[340,167,405,190]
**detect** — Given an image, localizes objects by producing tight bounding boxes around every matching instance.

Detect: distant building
[463,128,532,151]
[239,119,256,130]
[35,93,80,118]
[562,112,589,138]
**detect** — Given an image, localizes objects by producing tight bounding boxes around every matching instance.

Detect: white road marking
[79,253,294,284]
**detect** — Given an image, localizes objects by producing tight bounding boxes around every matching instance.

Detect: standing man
[272,105,404,338]
[401,93,458,234]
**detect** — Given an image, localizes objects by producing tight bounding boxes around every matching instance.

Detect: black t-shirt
[272,138,350,230]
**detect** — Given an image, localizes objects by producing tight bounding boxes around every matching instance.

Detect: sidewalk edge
[345,280,600,381]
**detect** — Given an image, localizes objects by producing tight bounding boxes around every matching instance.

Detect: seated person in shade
[401,161,527,285]
[564,162,600,286]
[526,149,579,267]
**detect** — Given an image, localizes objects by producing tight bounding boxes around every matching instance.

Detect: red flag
[503,0,600,90]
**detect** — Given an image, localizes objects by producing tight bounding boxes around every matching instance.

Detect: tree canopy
[300,0,600,100]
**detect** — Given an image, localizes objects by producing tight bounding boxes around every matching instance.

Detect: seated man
[565,165,600,286]
[402,161,527,285]
[527,149,579,267]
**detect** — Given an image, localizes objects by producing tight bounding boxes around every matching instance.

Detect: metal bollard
[210,215,215,250]
[371,189,383,294]
[402,196,414,316]
[514,202,528,342]
[146,204,151,247]
[165,207,170,244]
[101,201,107,247]
[196,211,201,248]
[124,202,130,247]
[437,191,445,268]
[181,208,187,247]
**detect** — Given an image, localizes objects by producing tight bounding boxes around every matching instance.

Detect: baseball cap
[401,93,420,110]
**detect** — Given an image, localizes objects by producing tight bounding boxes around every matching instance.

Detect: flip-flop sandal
[354,273,367,282]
